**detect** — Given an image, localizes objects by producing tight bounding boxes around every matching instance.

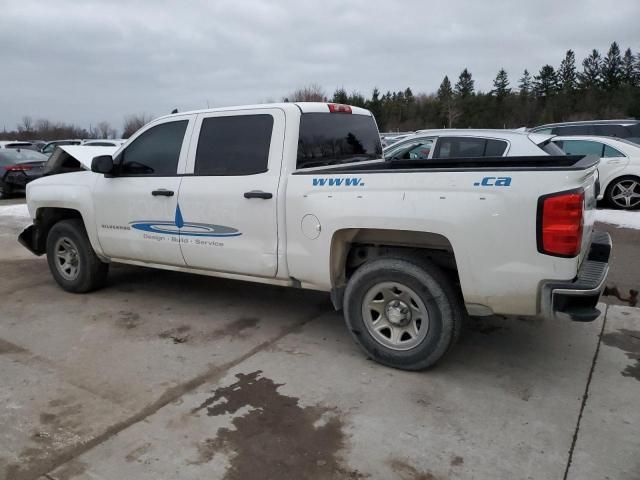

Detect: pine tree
[558,50,577,93]
[533,65,558,97]
[492,69,511,98]
[454,68,475,98]
[621,48,637,87]
[518,69,532,96]
[578,49,602,89]
[601,41,623,90]
[332,87,348,104]
[437,76,453,101]
[366,87,383,122]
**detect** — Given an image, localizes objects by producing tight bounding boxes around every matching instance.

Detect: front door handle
[244,190,273,199]
[152,189,174,197]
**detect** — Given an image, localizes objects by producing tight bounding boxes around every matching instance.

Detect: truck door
[177,108,284,277]
[93,116,194,266]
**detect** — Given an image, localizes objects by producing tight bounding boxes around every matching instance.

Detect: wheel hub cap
[54,236,80,281]
[361,281,430,351]
[385,299,411,326]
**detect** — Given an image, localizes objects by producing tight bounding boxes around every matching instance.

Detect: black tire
[343,256,463,370]
[605,175,640,210]
[46,219,109,293]
[0,182,12,199]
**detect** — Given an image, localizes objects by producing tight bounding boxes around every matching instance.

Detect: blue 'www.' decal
[312,177,365,187]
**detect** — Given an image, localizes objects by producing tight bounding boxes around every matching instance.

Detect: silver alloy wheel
[54,236,81,281]
[362,281,430,351]
[610,179,640,209]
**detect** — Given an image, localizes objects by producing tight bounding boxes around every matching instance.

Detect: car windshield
[0,149,47,164]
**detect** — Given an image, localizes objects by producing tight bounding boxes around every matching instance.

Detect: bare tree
[285,83,326,102]
[96,121,115,139]
[18,116,33,134]
[122,113,152,138]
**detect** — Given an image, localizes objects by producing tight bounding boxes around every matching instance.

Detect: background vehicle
[531,119,640,145]
[0,141,38,150]
[20,103,610,371]
[383,129,563,160]
[380,132,413,148]
[82,139,126,147]
[40,139,82,156]
[0,149,47,198]
[552,135,640,210]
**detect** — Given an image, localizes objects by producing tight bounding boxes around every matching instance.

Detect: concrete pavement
[0,200,638,479]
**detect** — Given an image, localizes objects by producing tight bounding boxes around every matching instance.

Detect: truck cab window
[194,115,273,176]
[119,121,187,176]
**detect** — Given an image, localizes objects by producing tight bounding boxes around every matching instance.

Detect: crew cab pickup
[19,103,611,370]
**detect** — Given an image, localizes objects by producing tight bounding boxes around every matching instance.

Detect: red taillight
[328,103,352,113]
[4,165,33,172]
[538,190,584,257]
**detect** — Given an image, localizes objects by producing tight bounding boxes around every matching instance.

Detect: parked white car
[383,129,563,160]
[82,139,126,147]
[552,136,640,210]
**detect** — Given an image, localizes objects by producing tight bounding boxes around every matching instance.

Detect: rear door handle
[151,189,174,197]
[244,190,273,199]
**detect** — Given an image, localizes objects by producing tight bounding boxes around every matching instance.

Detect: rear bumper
[540,231,611,322]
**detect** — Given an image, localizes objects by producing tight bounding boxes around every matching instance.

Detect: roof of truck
[155,102,372,122]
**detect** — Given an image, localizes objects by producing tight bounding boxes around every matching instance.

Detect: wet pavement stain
[191,370,366,480]
[601,328,640,381]
[0,338,26,354]
[388,458,438,480]
[207,317,260,341]
[159,325,191,344]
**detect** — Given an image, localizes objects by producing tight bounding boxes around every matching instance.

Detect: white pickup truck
[19,102,611,370]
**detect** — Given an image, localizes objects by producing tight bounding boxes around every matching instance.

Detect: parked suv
[530,120,640,145]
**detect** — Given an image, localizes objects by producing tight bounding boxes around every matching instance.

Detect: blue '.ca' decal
[130,204,242,237]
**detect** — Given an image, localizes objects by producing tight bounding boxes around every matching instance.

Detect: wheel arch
[29,207,89,255]
[328,228,460,310]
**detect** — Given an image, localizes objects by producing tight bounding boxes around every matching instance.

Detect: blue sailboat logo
[130,204,242,237]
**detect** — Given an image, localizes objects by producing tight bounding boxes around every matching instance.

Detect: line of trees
[3,41,639,140]
[287,41,640,132]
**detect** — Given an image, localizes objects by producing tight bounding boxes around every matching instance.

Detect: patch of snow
[594,209,640,230]
[0,203,30,219]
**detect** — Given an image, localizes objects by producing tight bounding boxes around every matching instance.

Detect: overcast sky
[1,0,639,134]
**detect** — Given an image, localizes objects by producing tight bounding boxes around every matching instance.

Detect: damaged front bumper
[18,224,45,256]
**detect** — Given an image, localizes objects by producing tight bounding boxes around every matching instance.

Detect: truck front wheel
[46,219,109,293]
[343,256,462,370]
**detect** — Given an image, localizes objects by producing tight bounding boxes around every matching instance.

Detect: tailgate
[578,167,599,265]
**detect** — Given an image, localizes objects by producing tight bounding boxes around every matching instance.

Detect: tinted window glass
[593,125,630,138]
[297,113,382,169]
[553,125,593,135]
[385,138,434,160]
[195,115,273,176]
[434,137,507,158]
[485,139,508,156]
[120,121,187,176]
[532,127,553,134]
[560,140,604,157]
[603,145,624,157]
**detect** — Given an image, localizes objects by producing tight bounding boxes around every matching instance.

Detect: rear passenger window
[560,140,604,157]
[594,125,630,138]
[485,139,508,156]
[434,137,507,158]
[195,115,273,176]
[603,145,624,157]
[120,120,187,176]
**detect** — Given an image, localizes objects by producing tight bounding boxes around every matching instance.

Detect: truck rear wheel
[343,256,462,370]
[46,219,109,293]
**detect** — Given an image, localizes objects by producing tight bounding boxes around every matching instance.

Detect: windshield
[297,113,382,169]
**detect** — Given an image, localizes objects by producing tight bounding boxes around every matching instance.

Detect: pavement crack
[563,304,608,480]
[21,307,328,480]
